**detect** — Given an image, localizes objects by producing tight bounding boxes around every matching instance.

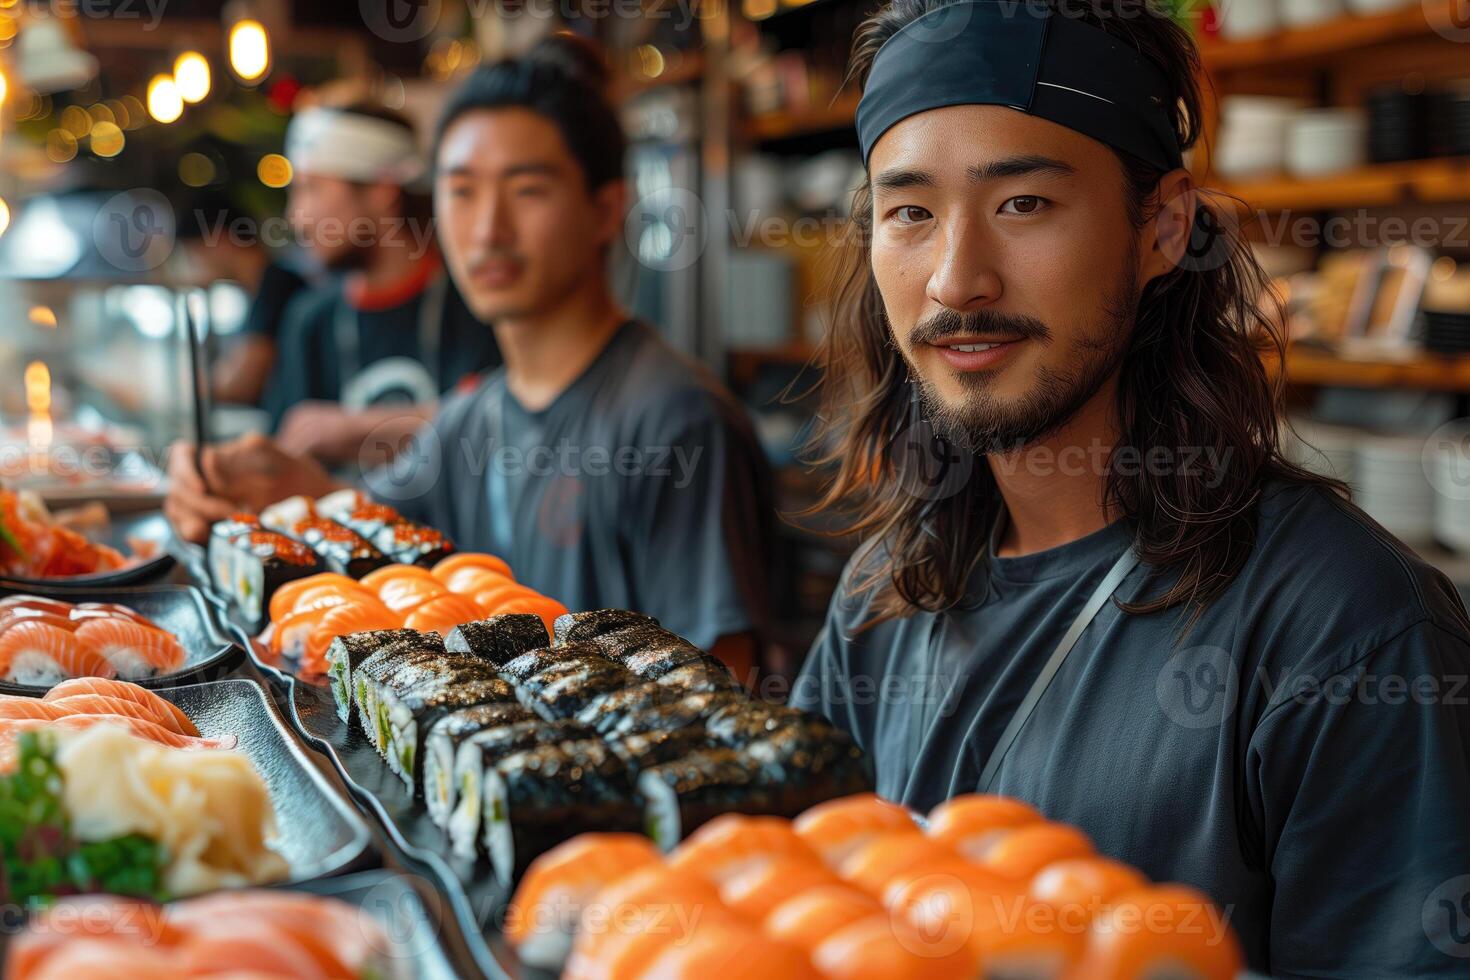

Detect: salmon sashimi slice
[43,677,198,735]
[402,592,487,637]
[68,602,159,627]
[47,694,196,735]
[270,601,348,658]
[376,576,449,614]
[470,581,542,615]
[0,621,116,685]
[72,619,185,679]
[0,612,81,634]
[431,552,513,584]
[172,891,378,977]
[0,714,233,750]
[267,573,367,623]
[0,596,76,618]
[0,697,71,721]
[358,563,438,591]
[300,600,404,676]
[440,565,514,596]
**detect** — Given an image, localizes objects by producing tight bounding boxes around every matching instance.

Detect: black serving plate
[0,582,244,695]
[0,512,175,588]
[160,678,375,882]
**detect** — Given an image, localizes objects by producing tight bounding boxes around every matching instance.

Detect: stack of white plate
[1215,96,1302,179]
[1357,434,1435,545]
[1283,417,1358,488]
[1287,109,1367,177]
[1427,422,1470,552]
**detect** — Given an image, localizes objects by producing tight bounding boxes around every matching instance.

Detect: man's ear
[592,177,628,251]
[1141,169,1197,284]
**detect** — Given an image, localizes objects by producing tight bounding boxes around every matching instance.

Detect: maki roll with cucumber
[586,622,687,663]
[498,643,604,685]
[516,656,635,721]
[387,675,519,792]
[606,725,711,772]
[655,655,739,694]
[621,642,707,680]
[423,702,535,829]
[325,628,423,724]
[604,690,746,739]
[479,740,642,882]
[574,681,680,736]
[224,530,321,633]
[551,609,657,646]
[447,718,596,859]
[445,615,550,667]
[745,721,875,813]
[359,654,497,766]
[637,748,778,849]
[288,517,389,579]
[703,700,806,748]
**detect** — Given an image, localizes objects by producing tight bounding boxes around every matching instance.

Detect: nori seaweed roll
[551,609,658,646]
[498,642,605,685]
[386,675,518,792]
[288,516,389,578]
[636,747,777,849]
[621,642,707,680]
[479,740,642,881]
[424,702,535,829]
[225,530,321,633]
[519,659,638,721]
[745,722,875,813]
[586,622,686,662]
[703,700,806,748]
[604,691,746,739]
[445,615,550,667]
[325,628,423,724]
[655,656,739,695]
[447,719,597,859]
[574,681,681,736]
[606,725,711,772]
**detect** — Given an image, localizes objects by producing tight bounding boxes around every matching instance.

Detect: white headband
[284,108,425,187]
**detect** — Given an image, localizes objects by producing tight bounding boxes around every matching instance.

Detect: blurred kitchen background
[2,0,1470,657]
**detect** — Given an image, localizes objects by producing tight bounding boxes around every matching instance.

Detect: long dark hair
[806,0,1345,629]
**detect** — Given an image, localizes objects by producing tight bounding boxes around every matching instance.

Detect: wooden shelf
[618,52,705,101]
[1199,0,1459,73]
[1212,157,1470,211]
[742,93,860,143]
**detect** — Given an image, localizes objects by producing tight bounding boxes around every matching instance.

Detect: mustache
[909,307,1051,347]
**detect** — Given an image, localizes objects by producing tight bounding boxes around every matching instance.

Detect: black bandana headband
[855,1,1184,172]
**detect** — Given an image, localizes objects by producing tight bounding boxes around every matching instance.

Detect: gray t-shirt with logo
[366,321,771,649]
[794,480,1470,977]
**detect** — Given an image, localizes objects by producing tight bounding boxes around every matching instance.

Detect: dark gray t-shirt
[793,480,1470,978]
[365,321,771,649]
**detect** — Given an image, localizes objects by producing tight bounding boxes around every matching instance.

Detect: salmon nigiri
[793,793,920,867]
[432,552,512,584]
[376,575,448,614]
[72,619,185,679]
[359,563,439,591]
[268,573,369,623]
[171,890,384,979]
[926,793,1042,861]
[0,697,73,721]
[719,855,839,922]
[440,565,512,597]
[32,714,233,750]
[0,612,80,634]
[496,594,569,634]
[43,678,198,735]
[0,621,116,685]
[764,885,883,953]
[507,833,664,970]
[300,600,404,676]
[639,922,818,980]
[812,914,980,980]
[837,831,965,903]
[46,694,197,736]
[669,814,822,884]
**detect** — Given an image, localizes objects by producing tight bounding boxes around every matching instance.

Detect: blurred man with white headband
[263,100,500,464]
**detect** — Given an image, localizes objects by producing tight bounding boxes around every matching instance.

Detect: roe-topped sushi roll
[288,517,389,579]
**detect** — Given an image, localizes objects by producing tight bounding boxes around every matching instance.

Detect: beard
[903,272,1139,456]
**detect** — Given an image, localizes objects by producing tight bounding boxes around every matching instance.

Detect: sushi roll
[446,718,596,858]
[351,638,448,752]
[360,655,497,769]
[324,628,422,724]
[386,675,518,792]
[423,702,534,829]
[606,725,711,772]
[479,740,642,882]
[228,531,322,633]
[605,690,746,739]
[704,700,806,747]
[585,622,685,662]
[746,723,875,815]
[497,643,602,685]
[206,513,258,599]
[621,642,708,680]
[655,655,739,694]
[550,608,658,646]
[288,517,389,579]
[333,501,456,567]
[636,747,777,850]
[574,681,680,736]
[515,657,634,721]
[260,494,315,532]
[444,615,550,667]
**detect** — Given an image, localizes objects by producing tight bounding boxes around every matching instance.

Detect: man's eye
[999,196,1048,215]
[892,205,933,224]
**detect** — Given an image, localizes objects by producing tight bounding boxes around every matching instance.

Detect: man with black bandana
[164,38,771,674]
[792,1,1470,976]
